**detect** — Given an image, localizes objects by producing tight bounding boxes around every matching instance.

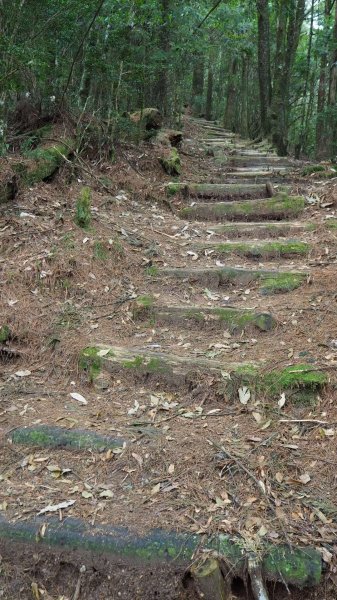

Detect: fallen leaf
[168,463,175,474]
[278,393,286,408]
[275,472,284,483]
[15,370,31,377]
[238,386,251,405]
[82,490,93,499]
[99,490,114,498]
[151,483,161,495]
[37,500,75,515]
[261,419,271,430]
[132,452,143,467]
[299,473,311,484]
[69,392,87,405]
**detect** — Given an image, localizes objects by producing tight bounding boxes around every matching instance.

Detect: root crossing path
[1,118,337,600]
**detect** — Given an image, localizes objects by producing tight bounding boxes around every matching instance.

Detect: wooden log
[248,554,270,600]
[191,558,231,599]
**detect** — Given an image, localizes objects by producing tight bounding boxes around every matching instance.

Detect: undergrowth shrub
[75,187,91,229]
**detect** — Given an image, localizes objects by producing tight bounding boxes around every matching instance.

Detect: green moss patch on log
[134,304,276,332]
[10,425,124,451]
[0,517,322,587]
[206,221,307,239]
[179,195,305,222]
[195,239,309,259]
[14,139,74,186]
[159,148,181,176]
[159,266,307,294]
[0,325,11,342]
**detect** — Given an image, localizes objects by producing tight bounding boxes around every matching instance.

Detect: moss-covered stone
[159,148,181,176]
[179,195,305,222]
[195,240,309,259]
[18,140,74,185]
[11,425,124,451]
[79,346,102,382]
[166,182,184,196]
[301,164,325,176]
[260,272,306,295]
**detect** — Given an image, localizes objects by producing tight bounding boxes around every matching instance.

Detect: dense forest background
[1,0,337,158]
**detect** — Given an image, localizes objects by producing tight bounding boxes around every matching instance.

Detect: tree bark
[256,0,271,135]
[205,64,213,121]
[190,558,231,600]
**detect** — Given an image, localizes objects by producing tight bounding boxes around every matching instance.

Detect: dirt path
[0,118,336,599]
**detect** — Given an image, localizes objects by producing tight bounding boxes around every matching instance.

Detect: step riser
[133,305,276,332]
[179,200,304,222]
[193,242,309,259]
[205,224,308,239]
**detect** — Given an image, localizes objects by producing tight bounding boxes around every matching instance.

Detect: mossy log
[206,221,309,239]
[0,137,74,203]
[159,266,307,294]
[0,516,322,588]
[179,195,305,222]
[158,148,181,175]
[191,558,231,600]
[79,345,327,402]
[155,128,183,147]
[10,425,125,451]
[129,108,163,131]
[132,301,276,332]
[229,156,296,168]
[166,182,274,200]
[193,239,309,259]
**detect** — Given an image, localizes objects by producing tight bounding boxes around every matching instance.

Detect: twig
[279,419,329,425]
[208,439,292,547]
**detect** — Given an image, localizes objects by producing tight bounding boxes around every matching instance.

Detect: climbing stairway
[3,116,331,597]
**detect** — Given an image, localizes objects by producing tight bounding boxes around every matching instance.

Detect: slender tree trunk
[205,64,213,121]
[240,54,249,137]
[316,0,332,158]
[223,57,238,130]
[256,0,271,134]
[156,0,170,117]
[296,0,315,157]
[191,56,205,116]
[328,0,337,155]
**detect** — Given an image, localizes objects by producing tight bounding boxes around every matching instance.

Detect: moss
[301,164,325,176]
[79,346,102,382]
[0,325,10,343]
[146,265,158,276]
[93,241,108,261]
[326,219,337,230]
[136,295,154,308]
[159,148,181,176]
[166,182,183,196]
[75,187,92,229]
[210,240,309,258]
[261,272,306,295]
[262,364,328,404]
[22,140,73,185]
[123,356,144,369]
[180,195,305,221]
[185,309,206,321]
[11,425,124,450]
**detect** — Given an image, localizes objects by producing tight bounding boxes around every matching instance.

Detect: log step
[191,239,310,259]
[167,182,275,200]
[158,266,308,294]
[178,195,305,221]
[79,345,327,401]
[10,425,125,451]
[0,516,322,587]
[132,299,276,331]
[205,221,312,238]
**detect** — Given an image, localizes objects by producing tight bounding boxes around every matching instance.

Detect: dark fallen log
[10,425,125,451]
[0,516,322,589]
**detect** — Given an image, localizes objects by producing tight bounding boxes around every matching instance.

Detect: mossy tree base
[193,239,309,259]
[0,516,322,588]
[159,266,308,295]
[133,300,276,332]
[179,195,305,222]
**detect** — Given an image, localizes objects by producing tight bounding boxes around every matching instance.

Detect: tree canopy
[1,0,337,157]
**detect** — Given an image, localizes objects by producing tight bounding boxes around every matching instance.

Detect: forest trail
[1,117,337,599]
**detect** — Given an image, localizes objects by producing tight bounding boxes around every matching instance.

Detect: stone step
[132,299,276,331]
[167,182,274,200]
[178,195,305,222]
[205,221,311,239]
[79,345,327,402]
[158,266,308,294]
[191,239,310,259]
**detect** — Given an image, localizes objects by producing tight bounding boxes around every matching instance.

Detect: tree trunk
[256,0,271,135]
[190,558,231,600]
[191,56,205,116]
[316,0,332,158]
[328,0,337,156]
[156,0,170,117]
[224,57,238,130]
[205,65,213,121]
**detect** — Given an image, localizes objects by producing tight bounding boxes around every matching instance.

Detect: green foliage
[75,187,91,229]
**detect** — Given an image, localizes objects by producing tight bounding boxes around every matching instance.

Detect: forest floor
[0,116,337,599]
